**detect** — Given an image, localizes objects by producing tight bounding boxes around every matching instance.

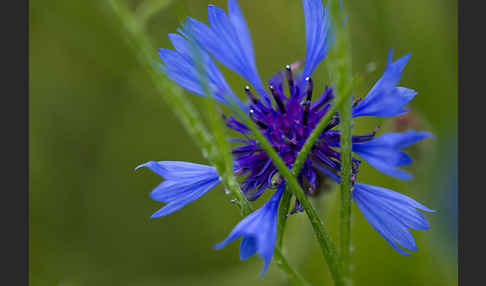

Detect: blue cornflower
[137,0,434,275]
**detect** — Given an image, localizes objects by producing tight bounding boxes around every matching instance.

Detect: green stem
[105,0,213,160]
[257,0,356,282]
[276,80,350,251]
[292,90,350,176]
[134,0,172,31]
[276,186,292,249]
[233,107,345,286]
[276,87,349,251]
[339,96,352,281]
[192,36,253,217]
[106,1,306,284]
[274,248,309,286]
[327,1,354,283]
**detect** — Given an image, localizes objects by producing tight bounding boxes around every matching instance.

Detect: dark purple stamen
[302,77,313,125]
[302,100,311,125]
[289,199,303,215]
[305,77,314,101]
[285,65,294,95]
[245,86,258,104]
[352,126,380,143]
[351,159,361,181]
[249,109,268,129]
[323,114,340,132]
[270,85,286,114]
[352,160,361,172]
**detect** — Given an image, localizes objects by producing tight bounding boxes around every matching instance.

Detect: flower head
[137,0,435,275]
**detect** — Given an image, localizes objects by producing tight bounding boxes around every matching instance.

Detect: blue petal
[353,148,413,180]
[159,33,247,111]
[353,191,412,256]
[355,183,435,212]
[158,48,203,95]
[355,188,418,251]
[311,160,340,183]
[353,182,435,255]
[360,190,430,230]
[379,130,435,149]
[149,176,219,203]
[135,161,219,180]
[353,50,415,118]
[228,0,255,64]
[353,130,433,180]
[136,161,221,217]
[150,183,217,218]
[214,185,284,277]
[184,1,271,106]
[302,0,333,79]
[240,237,258,260]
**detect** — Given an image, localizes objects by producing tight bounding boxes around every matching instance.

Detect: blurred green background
[30,0,457,285]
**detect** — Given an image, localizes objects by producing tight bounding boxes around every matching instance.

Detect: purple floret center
[227,65,372,214]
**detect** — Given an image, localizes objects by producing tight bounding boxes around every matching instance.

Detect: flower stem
[191,35,253,217]
[274,248,309,286]
[233,106,345,286]
[327,0,354,283]
[104,0,213,160]
[276,186,292,249]
[277,87,350,252]
[292,89,350,176]
[134,0,173,31]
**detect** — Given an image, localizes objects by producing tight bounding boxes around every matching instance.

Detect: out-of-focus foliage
[30,0,457,285]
